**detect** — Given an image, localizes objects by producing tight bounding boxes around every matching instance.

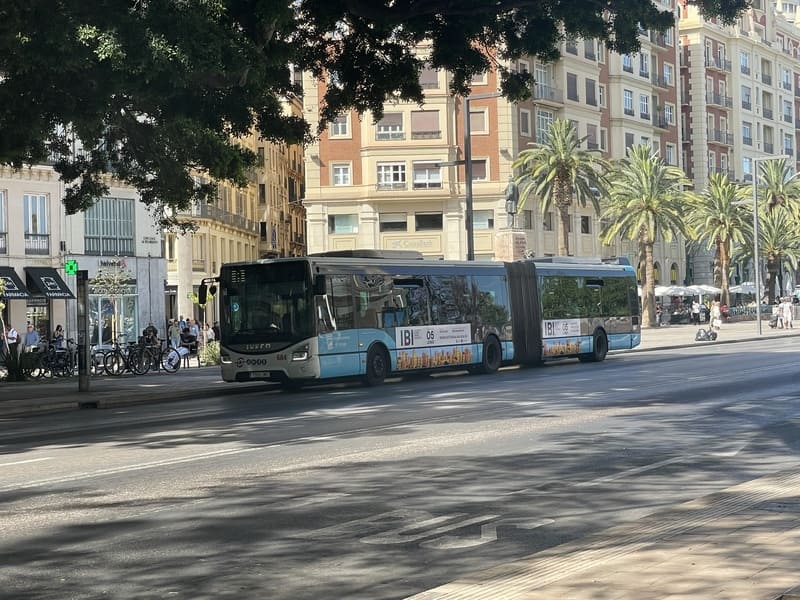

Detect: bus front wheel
[579,330,608,363]
[365,346,390,386]
[478,337,502,374]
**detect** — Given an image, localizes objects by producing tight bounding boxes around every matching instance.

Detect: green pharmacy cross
[64,260,79,276]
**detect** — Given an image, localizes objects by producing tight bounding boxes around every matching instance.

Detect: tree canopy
[0,0,747,220]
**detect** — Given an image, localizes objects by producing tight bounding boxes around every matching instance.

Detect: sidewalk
[0,319,797,419]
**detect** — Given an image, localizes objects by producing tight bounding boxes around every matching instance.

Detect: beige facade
[165,98,307,322]
[0,165,165,344]
[679,0,800,285]
[303,22,685,284]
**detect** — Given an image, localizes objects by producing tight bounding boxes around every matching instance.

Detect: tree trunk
[719,240,731,308]
[642,242,656,328]
[766,256,779,304]
[556,178,571,256]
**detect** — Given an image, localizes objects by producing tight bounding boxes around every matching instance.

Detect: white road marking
[0,457,54,468]
[575,456,685,487]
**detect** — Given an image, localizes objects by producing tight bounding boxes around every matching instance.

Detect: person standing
[3,323,19,352]
[24,324,40,351]
[783,297,794,329]
[710,301,722,331]
[691,300,701,325]
[52,324,65,349]
[168,319,181,349]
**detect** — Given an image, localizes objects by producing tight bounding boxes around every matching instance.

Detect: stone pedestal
[494,228,528,262]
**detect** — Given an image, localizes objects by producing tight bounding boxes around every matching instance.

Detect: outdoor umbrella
[654,285,694,296]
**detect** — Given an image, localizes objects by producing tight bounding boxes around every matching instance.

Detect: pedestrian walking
[691,301,701,325]
[710,301,722,330]
[168,319,181,349]
[783,297,794,329]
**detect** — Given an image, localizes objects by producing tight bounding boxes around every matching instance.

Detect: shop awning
[25,267,75,299]
[0,266,31,299]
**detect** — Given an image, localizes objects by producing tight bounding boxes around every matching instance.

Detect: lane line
[0,457,54,468]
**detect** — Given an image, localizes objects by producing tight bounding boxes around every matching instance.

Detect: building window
[419,67,439,89]
[742,121,752,145]
[536,109,554,143]
[543,212,554,231]
[84,196,135,256]
[376,113,404,140]
[412,162,442,189]
[0,190,5,235]
[623,89,634,115]
[23,193,48,236]
[639,53,649,77]
[584,39,596,60]
[379,213,407,232]
[415,213,443,231]
[470,72,488,85]
[663,63,674,85]
[471,159,488,181]
[565,39,578,54]
[599,85,606,107]
[586,124,598,150]
[330,115,349,137]
[519,209,533,230]
[519,108,532,136]
[740,50,750,73]
[517,59,530,74]
[332,163,351,186]
[328,214,359,234]
[585,79,597,106]
[580,215,591,234]
[410,110,440,139]
[741,85,751,109]
[639,94,650,118]
[622,54,633,72]
[664,103,674,124]
[625,132,635,148]
[469,108,488,133]
[376,163,407,189]
[566,73,579,101]
[600,128,608,151]
[474,210,495,230]
[665,144,676,165]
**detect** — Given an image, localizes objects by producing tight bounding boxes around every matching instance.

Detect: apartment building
[303,14,686,285]
[164,98,307,323]
[0,164,166,344]
[680,0,800,285]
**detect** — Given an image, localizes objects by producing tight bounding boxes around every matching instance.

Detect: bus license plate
[251,370,271,378]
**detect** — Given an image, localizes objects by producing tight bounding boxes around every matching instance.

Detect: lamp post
[751,154,790,336]
[463,91,503,260]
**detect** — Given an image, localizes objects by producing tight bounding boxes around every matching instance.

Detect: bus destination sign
[395,324,471,349]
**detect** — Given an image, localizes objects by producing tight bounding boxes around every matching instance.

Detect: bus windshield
[220,261,313,346]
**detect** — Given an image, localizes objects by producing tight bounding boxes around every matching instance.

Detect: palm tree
[686,173,750,308]
[600,145,695,328]
[756,159,800,297]
[512,118,608,256]
[736,206,800,304]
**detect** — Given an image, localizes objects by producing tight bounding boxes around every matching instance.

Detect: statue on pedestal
[504,177,519,228]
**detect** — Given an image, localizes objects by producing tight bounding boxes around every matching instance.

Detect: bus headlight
[291,345,310,361]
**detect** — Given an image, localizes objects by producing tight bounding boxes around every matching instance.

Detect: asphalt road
[2,337,799,599]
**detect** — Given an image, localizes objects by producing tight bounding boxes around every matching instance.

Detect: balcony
[410,130,442,140]
[640,111,651,121]
[785,113,793,124]
[652,74,670,88]
[0,232,5,255]
[192,259,206,272]
[762,73,773,85]
[743,135,753,146]
[708,129,733,145]
[586,141,599,150]
[624,107,635,116]
[783,81,793,91]
[180,203,258,233]
[533,83,563,104]
[24,233,49,256]
[785,146,795,156]
[650,32,668,47]
[705,56,732,71]
[763,107,774,120]
[623,63,634,74]
[653,112,669,129]
[706,92,733,108]
[375,131,405,141]
[742,99,752,110]
[741,64,751,75]
[376,181,408,191]
[565,41,578,55]
[764,142,775,153]
[85,236,135,256]
[639,69,650,80]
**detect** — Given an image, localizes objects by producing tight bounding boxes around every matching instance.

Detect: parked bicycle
[141,338,182,374]
[103,335,151,376]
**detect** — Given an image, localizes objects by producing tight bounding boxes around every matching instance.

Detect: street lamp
[463,91,503,260]
[751,154,790,336]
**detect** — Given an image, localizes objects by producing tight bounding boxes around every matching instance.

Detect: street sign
[64,260,79,275]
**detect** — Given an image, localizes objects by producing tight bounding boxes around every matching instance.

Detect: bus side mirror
[198,283,208,306]
[314,274,327,296]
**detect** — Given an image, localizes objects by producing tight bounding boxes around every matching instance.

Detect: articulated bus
[199,251,640,387]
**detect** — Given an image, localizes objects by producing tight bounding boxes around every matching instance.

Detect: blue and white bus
[199,251,640,386]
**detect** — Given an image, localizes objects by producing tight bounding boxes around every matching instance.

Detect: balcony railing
[586,141,599,150]
[653,112,669,129]
[741,64,751,75]
[24,233,49,255]
[192,259,206,272]
[762,73,773,85]
[705,57,732,71]
[640,111,651,121]
[712,129,733,145]
[623,63,634,73]
[743,135,753,146]
[742,99,752,110]
[375,131,405,141]
[624,107,635,116]
[763,107,774,119]
[0,232,6,255]
[411,130,442,140]
[706,92,733,108]
[180,203,258,233]
[652,74,670,88]
[785,146,795,156]
[764,142,775,153]
[376,181,407,191]
[533,83,563,103]
[85,236,135,256]
[782,81,792,91]
[784,113,793,123]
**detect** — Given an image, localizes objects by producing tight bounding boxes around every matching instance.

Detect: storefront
[23,267,75,339]
[0,266,30,327]
[88,283,139,345]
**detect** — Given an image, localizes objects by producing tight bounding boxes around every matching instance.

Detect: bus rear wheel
[579,330,608,363]
[365,346,390,386]
[478,337,502,374]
